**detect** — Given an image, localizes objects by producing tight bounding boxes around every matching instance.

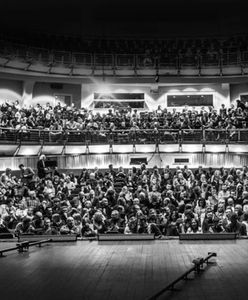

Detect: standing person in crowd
[37,154,48,179]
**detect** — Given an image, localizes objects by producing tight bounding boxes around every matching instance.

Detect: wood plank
[0,240,247,300]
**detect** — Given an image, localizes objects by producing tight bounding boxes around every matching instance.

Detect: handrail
[0,126,247,133]
[148,252,217,300]
[0,127,247,144]
[1,38,248,69]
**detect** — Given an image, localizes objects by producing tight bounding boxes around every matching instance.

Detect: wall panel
[1,153,247,173]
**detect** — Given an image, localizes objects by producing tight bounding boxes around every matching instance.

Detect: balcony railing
[0,40,247,73]
[0,127,248,145]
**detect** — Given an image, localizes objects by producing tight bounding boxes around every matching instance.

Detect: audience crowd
[1,35,248,69]
[3,34,248,56]
[0,162,248,238]
[0,100,248,138]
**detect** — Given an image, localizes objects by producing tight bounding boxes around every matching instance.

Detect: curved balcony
[0,127,247,146]
[0,40,247,77]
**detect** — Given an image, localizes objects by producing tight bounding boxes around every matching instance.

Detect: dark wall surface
[1,0,248,38]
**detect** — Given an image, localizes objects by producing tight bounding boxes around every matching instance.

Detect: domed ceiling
[1,0,248,39]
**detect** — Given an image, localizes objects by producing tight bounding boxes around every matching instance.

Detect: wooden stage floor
[0,240,248,300]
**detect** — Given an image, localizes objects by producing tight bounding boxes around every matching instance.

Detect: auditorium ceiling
[1,0,248,38]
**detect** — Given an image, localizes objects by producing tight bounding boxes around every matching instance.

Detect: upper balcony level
[1,37,248,77]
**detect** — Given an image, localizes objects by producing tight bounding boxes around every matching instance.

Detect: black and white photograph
[0,0,248,299]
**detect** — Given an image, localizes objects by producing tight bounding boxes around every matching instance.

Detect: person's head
[85,200,92,209]
[191,218,198,229]
[111,210,119,220]
[19,164,25,171]
[164,172,170,179]
[206,207,213,219]
[22,216,32,225]
[243,212,248,222]
[128,216,137,229]
[234,204,243,215]
[178,172,184,180]
[89,173,95,180]
[67,217,75,227]
[218,198,225,206]
[40,154,46,161]
[225,208,232,219]
[217,202,225,212]
[101,198,108,207]
[27,207,34,216]
[237,184,243,192]
[29,190,36,198]
[52,213,61,223]
[5,168,11,176]
[94,212,104,224]
[198,198,206,208]
[227,197,234,207]
[44,218,51,228]
[243,202,248,213]
[133,198,140,206]
[117,205,125,215]
[35,211,43,220]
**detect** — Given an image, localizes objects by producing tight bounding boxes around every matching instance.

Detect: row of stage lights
[7,144,248,156]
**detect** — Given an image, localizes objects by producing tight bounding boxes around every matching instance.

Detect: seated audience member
[241,213,248,235]
[225,213,247,236]
[107,210,125,233]
[93,212,108,234]
[186,218,202,234]
[42,218,56,235]
[60,217,79,235]
[0,214,13,236]
[15,216,35,235]
[202,207,217,233]
[124,216,138,234]
[19,164,35,190]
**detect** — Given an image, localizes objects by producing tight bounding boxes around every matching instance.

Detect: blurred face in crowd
[67,217,75,228]
[243,204,248,213]
[206,208,213,219]
[128,217,137,229]
[217,203,225,213]
[234,205,242,215]
[111,210,119,220]
[225,208,232,219]
[27,207,34,217]
[101,198,108,207]
[85,201,92,209]
[227,198,234,207]
[191,219,198,229]
[133,198,140,206]
[44,219,51,229]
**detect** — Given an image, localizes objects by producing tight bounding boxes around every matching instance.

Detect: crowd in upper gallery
[0,163,247,237]
[0,100,248,135]
[2,33,248,57]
